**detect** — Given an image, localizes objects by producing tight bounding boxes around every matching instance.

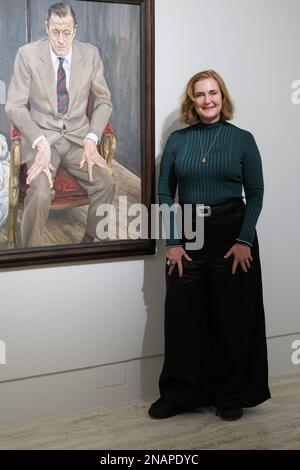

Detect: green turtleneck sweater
[158,121,264,247]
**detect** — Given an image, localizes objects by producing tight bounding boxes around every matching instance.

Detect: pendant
[202,157,206,163]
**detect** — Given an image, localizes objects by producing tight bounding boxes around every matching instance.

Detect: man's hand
[80,138,108,182]
[26,137,54,188]
[224,243,253,274]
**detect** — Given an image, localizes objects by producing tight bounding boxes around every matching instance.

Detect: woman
[149,70,271,421]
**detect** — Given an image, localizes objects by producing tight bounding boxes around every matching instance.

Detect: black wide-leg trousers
[159,199,271,409]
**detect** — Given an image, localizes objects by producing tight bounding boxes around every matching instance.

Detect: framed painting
[0,0,155,268]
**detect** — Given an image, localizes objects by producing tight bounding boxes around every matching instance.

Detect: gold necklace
[199,124,223,163]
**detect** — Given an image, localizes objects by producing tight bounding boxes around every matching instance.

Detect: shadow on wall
[159,110,187,161]
[140,110,185,399]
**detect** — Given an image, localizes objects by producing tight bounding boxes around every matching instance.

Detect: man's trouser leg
[62,142,116,239]
[21,148,60,248]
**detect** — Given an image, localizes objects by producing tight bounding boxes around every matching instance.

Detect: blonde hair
[181,70,234,124]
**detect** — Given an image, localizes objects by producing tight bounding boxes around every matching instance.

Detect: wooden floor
[0,372,300,450]
[0,159,141,249]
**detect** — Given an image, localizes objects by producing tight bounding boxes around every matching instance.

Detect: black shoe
[216,407,243,421]
[148,398,194,419]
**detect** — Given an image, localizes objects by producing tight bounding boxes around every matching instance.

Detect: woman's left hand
[224,243,253,274]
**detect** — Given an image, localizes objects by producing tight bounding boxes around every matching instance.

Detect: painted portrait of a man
[0,0,151,261]
[6,1,116,247]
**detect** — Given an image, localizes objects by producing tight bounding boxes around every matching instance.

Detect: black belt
[180,198,244,217]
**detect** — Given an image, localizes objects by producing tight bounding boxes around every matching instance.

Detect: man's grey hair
[47,2,77,27]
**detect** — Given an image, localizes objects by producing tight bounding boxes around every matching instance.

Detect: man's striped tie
[57,57,69,114]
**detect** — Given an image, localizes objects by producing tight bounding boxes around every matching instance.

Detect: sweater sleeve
[236,132,264,246]
[158,133,182,247]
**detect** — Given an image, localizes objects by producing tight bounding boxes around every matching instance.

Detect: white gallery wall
[0,0,299,424]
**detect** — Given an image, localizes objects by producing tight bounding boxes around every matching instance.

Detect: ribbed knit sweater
[158,121,264,247]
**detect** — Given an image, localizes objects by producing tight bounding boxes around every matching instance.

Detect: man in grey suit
[6,2,115,247]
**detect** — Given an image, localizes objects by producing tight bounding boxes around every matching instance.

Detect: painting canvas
[0,0,155,268]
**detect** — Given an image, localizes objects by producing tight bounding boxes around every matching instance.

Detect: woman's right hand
[166,246,192,277]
